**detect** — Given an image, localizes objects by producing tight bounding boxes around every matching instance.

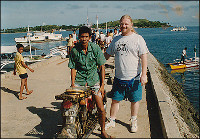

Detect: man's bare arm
[21,61,34,72]
[140,53,148,86]
[71,68,76,87]
[98,64,105,97]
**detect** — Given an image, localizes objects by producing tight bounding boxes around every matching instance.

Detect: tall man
[68,26,111,138]
[104,15,149,133]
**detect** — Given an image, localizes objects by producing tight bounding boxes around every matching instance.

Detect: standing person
[13,44,34,100]
[67,34,74,56]
[95,30,100,44]
[180,47,187,63]
[104,32,112,51]
[72,30,77,44]
[91,30,96,43]
[104,15,149,133]
[100,31,106,51]
[113,28,119,38]
[109,30,114,38]
[68,26,112,138]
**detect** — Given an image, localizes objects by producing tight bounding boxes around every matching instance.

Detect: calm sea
[1,26,199,112]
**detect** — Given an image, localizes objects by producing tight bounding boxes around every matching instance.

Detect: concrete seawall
[147,53,199,138]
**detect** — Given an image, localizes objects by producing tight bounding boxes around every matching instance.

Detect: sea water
[1,26,199,112]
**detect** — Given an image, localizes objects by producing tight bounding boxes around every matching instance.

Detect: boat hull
[170,64,186,70]
[170,62,199,70]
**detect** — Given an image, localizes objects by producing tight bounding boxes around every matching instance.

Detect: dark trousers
[180,55,185,63]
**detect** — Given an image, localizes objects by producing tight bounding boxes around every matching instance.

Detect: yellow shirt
[67,38,74,46]
[14,52,27,75]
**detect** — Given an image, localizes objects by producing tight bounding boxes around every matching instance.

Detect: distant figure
[95,30,99,44]
[13,44,34,100]
[41,53,46,57]
[109,30,114,38]
[91,30,96,43]
[105,32,112,49]
[67,34,74,56]
[99,31,105,42]
[180,47,187,63]
[72,30,77,44]
[113,28,119,38]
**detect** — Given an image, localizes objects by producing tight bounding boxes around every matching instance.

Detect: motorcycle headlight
[80,99,86,105]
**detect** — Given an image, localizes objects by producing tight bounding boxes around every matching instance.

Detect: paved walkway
[1,56,150,138]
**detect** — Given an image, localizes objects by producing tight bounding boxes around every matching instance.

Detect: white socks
[110,117,115,122]
[131,116,137,121]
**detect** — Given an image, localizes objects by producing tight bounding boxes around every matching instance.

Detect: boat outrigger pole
[96,15,98,30]
[194,45,197,64]
[28,25,32,59]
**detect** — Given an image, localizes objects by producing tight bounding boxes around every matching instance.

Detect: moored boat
[169,57,199,70]
[171,26,187,31]
[14,25,63,43]
[168,45,199,70]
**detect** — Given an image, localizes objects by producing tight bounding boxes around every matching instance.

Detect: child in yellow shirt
[13,44,34,100]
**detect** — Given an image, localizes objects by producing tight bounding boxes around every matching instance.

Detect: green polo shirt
[68,42,106,86]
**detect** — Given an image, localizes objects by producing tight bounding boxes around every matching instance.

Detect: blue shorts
[109,77,142,102]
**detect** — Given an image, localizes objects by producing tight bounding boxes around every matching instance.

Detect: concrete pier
[1,54,199,138]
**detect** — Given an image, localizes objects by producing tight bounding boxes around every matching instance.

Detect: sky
[1,1,199,29]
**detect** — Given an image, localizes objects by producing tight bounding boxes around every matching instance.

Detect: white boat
[43,32,62,41]
[59,29,66,31]
[14,36,29,43]
[179,26,187,31]
[44,45,68,59]
[14,26,63,43]
[169,57,199,70]
[171,27,179,31]
[171,26,187,31]
[29,31,46,42]
[168,45,199,70]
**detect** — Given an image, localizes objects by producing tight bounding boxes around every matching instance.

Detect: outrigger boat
[168,46,199,70]
[14,25,63,43]
[169,58,199,70]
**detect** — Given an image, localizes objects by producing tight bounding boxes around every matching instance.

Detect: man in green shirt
[68,26,111,138]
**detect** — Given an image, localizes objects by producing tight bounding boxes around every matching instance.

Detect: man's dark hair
[16,44,24,49]
[79,26,91,36]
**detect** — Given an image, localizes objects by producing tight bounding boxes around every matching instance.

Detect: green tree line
[1,19,171,33]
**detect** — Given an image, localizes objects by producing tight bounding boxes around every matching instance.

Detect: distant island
[1,19,172,33]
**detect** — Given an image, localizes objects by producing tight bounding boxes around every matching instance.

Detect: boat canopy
[1,46,17,54]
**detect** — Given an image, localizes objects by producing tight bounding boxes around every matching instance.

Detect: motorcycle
[55,86,107,138]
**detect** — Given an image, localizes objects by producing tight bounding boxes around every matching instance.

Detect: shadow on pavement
[115,119,131,132]
[1,87,19,99]
[25,102,62,138]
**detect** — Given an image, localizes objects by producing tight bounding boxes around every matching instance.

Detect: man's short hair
[16,44,24,49]
[79,26,92,36]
